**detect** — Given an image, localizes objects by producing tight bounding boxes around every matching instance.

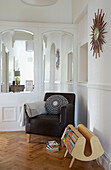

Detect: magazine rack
[61,124,104,168]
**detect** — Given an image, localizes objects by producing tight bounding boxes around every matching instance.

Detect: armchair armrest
[24,105,30,124]
[24,105,31,133]
[60,104,74,126]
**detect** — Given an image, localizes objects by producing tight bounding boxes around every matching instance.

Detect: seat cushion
[45,95,68,114]
[28,114,61,137]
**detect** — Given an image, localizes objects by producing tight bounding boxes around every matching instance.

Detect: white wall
[0,21,74,132]
[88,0,111,169]
[78,13,88,44]
[73,0,111,169]
[72,3,88,127]
[0,0,72,23]
[72,0,88,22]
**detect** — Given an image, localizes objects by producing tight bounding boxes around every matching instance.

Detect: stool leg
[69,157,75,168]
[61,140,64,147]
[27,134,31,143]
[64,149,68,158]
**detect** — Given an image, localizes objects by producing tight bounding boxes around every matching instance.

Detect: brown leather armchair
[25,92,75,139]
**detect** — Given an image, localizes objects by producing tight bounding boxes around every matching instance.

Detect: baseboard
[110,163,111,170]
[0,127,25,132]
[98,153,111,170]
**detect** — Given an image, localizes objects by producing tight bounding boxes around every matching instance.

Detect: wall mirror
[42,31,73,92]
[0,29,34,93]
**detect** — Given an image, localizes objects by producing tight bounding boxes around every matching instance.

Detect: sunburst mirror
[90,9,107,58]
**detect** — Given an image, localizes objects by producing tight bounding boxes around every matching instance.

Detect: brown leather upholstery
[25,92,75,137]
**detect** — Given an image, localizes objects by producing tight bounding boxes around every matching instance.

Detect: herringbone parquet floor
[0,132,104,170]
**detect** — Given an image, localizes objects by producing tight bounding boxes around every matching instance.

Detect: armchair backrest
[44,92,75,113]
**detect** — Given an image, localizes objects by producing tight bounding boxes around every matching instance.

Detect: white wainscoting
[2,107,17,122]
[75,82,88,127]
[87,83,111,170]
[0,105,24,132]
[76,82,111,169]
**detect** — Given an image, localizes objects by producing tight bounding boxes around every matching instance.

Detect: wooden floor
[0,132,104,170]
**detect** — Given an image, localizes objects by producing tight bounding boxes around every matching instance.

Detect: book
[46,147,53,152]
[65,138,74,153]
[47,144,59,152]
[46,140,60,152]
[62,129,76,153]
[46,140,60,146]
[71,133,78,142]
[62,129,69,142]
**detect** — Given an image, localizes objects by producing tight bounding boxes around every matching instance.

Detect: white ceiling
[0,0,72,23]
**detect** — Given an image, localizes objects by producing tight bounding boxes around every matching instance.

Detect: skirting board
[98,153,111,170]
